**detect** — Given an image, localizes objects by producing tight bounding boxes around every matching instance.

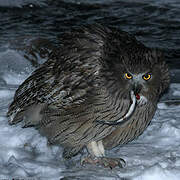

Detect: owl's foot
[81,156,126,169]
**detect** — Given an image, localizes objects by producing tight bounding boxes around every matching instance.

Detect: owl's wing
[8,55,100,119]
[7,25,117,151]
[7,59,54,123]
[7,29,103,126]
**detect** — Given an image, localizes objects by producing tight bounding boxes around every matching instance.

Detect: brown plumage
[7,24,170,167]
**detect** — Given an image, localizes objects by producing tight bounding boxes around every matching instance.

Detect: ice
[0,49,180,179]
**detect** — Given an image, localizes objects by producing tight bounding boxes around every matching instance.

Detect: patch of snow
[2,72,29,86]
[173,90,180,97]
[0,90,14,99]
[134,165,180,180]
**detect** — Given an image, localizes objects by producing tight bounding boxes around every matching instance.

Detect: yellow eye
[125,73,132,79]
[143,73,151,81]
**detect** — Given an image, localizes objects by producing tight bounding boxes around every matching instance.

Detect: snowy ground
[0,48,180,180]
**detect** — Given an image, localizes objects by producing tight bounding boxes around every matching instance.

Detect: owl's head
[103,48,170,104]
[61,24,170,105]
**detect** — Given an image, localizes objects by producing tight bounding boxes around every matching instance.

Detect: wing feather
[7,25,105,123]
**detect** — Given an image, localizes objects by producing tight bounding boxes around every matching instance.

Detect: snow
[0,49,180,180]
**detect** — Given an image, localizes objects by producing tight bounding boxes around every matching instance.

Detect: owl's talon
[100,157,126,169]
[117,158,126,168]
[80,156,98,166]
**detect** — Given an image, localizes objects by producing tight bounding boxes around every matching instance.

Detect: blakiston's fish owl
[7,24,170,168]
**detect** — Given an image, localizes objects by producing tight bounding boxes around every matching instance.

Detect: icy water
[0,0,180,179]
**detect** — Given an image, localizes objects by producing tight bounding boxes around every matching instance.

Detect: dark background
[0,0,180,82]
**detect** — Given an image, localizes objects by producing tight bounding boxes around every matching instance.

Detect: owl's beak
[132,83,142,95]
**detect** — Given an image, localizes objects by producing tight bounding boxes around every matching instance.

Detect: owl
[7,24,170,168]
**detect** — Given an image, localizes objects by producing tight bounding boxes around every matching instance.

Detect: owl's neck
[96,83,157,127]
